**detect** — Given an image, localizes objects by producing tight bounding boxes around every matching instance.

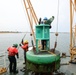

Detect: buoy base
[26,60,60,73]
[26,50,60,73]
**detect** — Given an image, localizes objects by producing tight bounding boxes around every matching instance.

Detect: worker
[19,40,28,64]
[40,17,48,50]
[38,18,42,24]
[19,40,28,72]
[38,18,43,24]
[43,17,48,23]
[41,16,55,50]
[43,16,54,28]
[7,44,19,74]
[41,40,46,50]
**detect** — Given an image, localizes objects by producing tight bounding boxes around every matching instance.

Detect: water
[0,32,32,51]
[0,32,70,75]
[50,32,70,55]
[0,32,70,54]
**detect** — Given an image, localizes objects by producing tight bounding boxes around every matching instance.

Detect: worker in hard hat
[19,40,28,64]
[39,17,48,50]
[43,16,54,28]
[7,44,19,74]
[41,16,54,50]
[19,40,28,72]
[43,17,48,23]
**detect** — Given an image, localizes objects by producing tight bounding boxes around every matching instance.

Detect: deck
[0,52,76,75]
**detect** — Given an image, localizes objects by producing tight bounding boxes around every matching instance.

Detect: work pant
[24,51,26,63]
[41,40,46,50]
[8,56,17,73]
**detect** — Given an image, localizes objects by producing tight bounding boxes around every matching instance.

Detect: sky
[0,0,70,32]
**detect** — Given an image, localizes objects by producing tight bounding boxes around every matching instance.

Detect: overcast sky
[0,0,70,32]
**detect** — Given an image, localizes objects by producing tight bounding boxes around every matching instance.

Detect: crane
[23,0,38,44]
[70,0,76,62]
[23,0,76,62]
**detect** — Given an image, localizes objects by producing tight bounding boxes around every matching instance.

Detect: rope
[54,0,60,49]
[56,0,60,33]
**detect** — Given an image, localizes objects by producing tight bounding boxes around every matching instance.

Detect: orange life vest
[21,43,28,52]
[7,47,18,56]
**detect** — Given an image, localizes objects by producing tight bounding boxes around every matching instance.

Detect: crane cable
[54,0,60,49]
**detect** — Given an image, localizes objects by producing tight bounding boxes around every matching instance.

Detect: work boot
[20,68,26,72]
[9,70,13,73]
[9,71,13,74]
[23,67,26,69]
[13,70,18,74]
[23,62,25,64]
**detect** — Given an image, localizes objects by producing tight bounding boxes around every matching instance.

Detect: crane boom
[70,0,76,62]
[23,0,38,44]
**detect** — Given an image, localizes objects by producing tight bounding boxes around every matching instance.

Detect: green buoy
[26,24,60,73]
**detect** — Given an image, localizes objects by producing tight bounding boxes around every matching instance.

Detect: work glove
[49,25,52,29]
[19,44,22,46]
[38,18,42,24]
[17,56,19,59]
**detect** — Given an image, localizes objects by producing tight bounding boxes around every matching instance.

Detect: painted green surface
[35,24,50,53]
[36,24,50,39]
[26,50,60,64]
